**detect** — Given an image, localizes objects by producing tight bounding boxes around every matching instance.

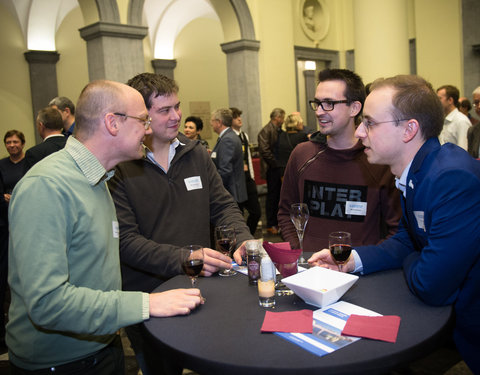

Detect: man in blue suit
[309,75,480,373]
[211,108,248,204]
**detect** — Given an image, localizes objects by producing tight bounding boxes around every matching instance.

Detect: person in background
[436,85,471,150]
[230,107,261,235]
[7,80,203,374]
[108,73,252,374]
[467,86,480,158]
[183,115,209,150]
[24,106,66,170]
[0,130,26,203]
[49,96,76,137]
[211,108,248,205]
[258,108,285,234]
[309,75,480,374]
[277,69,400,251]
[459,97,479,126]
[276,112,309,177]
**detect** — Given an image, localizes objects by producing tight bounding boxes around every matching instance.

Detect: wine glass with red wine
[328,231,352,272]
[215,226,237,276]
[181,245,204,287]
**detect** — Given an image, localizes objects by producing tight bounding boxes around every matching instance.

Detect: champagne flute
[290,203,309,263]
[180,245,204,287]
[215,226,237,276]
[329,231,352,272]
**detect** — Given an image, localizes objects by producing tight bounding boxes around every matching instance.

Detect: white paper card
[345,201,367,216]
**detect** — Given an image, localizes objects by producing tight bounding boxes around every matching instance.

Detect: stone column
[353,0,409,83]
[221,39,262,140]
[151,59,177,80]
[303,69,317,133]
[79,22,148,83]
[24,50,60,144]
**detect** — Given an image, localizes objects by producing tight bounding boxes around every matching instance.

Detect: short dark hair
[318,69,366,122]
[230,107,243,119]
[185,116,203,131]
[127,73,179,109]
[49,96,75,115]
[460,99,472,112]
[437,85,460,107]
[37,107,63,131]
[4,130,25,144]
[371,75,444,140]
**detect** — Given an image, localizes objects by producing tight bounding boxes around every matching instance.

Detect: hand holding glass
[215,226,237,276]
[181,245,204,287]
[329,231,352,272]
[290,203,309,263]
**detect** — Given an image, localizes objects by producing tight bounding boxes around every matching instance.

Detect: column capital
[79,21,148,41]
[24,50,60,64]
[151,59,177,70]
[220,39,260,54]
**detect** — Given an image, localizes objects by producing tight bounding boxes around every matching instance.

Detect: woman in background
[184,116,209,150]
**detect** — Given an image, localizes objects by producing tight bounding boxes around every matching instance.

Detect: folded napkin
[261,310,313,333]
[262,241,302,264]
[341,314,401,343]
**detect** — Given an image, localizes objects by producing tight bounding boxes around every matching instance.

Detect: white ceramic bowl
[281,267,359,308]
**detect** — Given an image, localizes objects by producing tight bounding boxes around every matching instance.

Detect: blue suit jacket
[212,127,247,203]
[357,138,480,373]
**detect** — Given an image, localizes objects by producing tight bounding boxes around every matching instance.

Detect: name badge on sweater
[304,180,367,222]
[211,152,217,159]
[185,176,203,191]
[112,221,119,238]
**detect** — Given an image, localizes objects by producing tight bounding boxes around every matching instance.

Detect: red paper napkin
[341,314,401,343]
[262,241,302,264]
[261,310,313,333]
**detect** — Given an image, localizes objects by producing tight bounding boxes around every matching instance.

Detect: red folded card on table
[262,241,302,264]
[261,310,313,333]
[341,314,401,343]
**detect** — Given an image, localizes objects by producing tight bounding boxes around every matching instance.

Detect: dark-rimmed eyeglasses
[361,118,409,134]
[473,101,480,108]
[309,99,350,112]
[113,113,151,130]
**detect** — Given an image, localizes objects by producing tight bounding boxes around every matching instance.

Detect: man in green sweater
[6,80,203,374]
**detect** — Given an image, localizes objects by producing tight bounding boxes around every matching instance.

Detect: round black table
[145,268,453,375]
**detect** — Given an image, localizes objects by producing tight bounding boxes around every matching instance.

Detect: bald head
[75,80,141,140]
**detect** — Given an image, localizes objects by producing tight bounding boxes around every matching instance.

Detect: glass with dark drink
[328,231,352,272]
[180,245,204,287]
[215,226,237,276]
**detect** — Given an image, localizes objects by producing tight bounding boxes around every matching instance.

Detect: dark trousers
[239,174,262,235]
[9,335,125,375]
[265,167,282,227]
[125,323,182,375]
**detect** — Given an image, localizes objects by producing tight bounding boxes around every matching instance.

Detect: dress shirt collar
[218,127,229,138]
[145,137,183,172]
[395,160,413,198]
[64,136,114,185]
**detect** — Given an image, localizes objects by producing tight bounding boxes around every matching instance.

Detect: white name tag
[112,221,119,238]
[414,211,425,231]
[345,201,367,216]
[184,176,203,191]
[211,151,217,158]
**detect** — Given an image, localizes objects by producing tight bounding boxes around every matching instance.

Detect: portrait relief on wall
[300,0,330,41]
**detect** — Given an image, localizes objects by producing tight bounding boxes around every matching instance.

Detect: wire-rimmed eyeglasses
[113,113,151,130]
[361,118,409,134]
[309,99,350,112]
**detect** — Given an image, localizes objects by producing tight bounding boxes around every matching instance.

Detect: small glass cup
[258,256,276,308]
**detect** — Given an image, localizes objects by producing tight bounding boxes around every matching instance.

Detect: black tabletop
[145,267,453,375]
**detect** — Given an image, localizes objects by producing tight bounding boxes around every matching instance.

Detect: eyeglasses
[361,118,409,134]
[309,99,350,112]
[113,113,151,130]
[473,101,480,108]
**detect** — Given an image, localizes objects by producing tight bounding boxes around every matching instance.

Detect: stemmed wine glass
[180,245,204,287]
[215,226,237,276]
[328,231,352,272]
[290,203,309,264]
